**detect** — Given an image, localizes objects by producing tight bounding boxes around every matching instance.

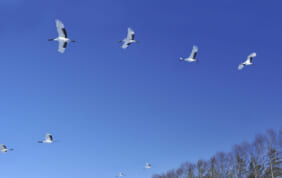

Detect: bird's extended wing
[0,144,7,149]
[58,41,67,53]
[247,52,256,63]
[189,45,198,59]
[126,27,135,40]
[46,134,53,142]
[122,42,130,49]
[238,63,245,70]
[56,19,67,38]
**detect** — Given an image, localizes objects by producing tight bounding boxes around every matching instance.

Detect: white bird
[145,162,152,169]
[117,27,139,49]
[0,144,13,153]
[38,133,54,143]
[180,45,199,62]
[48,19,76,53]
[116,172,125,177]
[238,52,257,70]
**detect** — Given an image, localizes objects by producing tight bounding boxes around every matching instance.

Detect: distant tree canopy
[152,128,282,178]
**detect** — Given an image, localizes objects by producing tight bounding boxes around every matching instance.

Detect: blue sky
[0,0,281,177]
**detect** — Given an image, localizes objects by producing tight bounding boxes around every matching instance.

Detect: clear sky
[0,0,281,177]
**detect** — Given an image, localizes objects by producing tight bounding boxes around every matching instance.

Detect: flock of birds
[48,19,256,70]
[116,163,152,177]
[0,18,257,177]
[1,133,53,153]
[1,132,151,177]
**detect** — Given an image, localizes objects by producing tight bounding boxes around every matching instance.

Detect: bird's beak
[48,39,54,41]
[71,40,76,42]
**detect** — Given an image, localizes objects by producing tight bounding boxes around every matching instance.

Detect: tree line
[152,128,282,178]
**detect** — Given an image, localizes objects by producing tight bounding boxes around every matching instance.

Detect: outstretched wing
[189,45,198,59]
[0,144,7,149]
[126,27,135,40]
[122,42,130,49]
[247,52,256,63]
[56,19,67,38]
[46,134,53,142]
[58,41,67,53]
[238,63,245,70]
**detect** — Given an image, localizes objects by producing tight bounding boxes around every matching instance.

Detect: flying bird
[0,144,13,153]
[48,19,76,53]
[238,52,256,70]
[117,27,139,49]
[38,133,54,144]
[180,45,199,62]
[145,162,152,169]
[116,172,125,177]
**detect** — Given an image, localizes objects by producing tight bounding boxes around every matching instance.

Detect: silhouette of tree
[152,129,281,178]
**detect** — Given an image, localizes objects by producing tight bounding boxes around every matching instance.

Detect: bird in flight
[38,133,54,144]
[117,27,139,49]
[0,144,14,153]
[48,19,76,53]
[180,45,199,62]
[238,52,256,70]
[116,172,125,177]
[145,162,152,169]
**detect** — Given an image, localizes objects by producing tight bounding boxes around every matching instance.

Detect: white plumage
[38,133,54,144]
[118,27,139,49]
[116,172,125,177]
[180,45,199,62]
[49,19,76,53]
[145,162,152,169]
[238,52,256,70]
[0,144,13,153]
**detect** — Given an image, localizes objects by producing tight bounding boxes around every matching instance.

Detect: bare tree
[207,157,217,178]
[196,159,208,178]
[226,152,236,178]
[215,152,227,178]
[187,163,196,178]
[176,167,184,178]
[253,134,267,176]
[233,144,248,178]
[265,129,282,178]
[152,129,281,178]
[278,127,282,151]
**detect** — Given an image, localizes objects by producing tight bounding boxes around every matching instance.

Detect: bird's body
[0,144,13,153]
[49,19,75,53]
[116,172,125,177]
[180,45,199,62]
[118,28,139,49]
[145,163,151,169]
[238,52,256,70]
[38,133,54,144]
